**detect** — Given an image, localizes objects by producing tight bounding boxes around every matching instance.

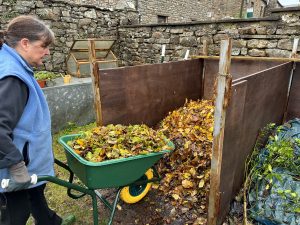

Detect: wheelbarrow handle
[1,174,38,189]
[1,159,71,189]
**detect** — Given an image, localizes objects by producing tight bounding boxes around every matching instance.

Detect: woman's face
[16,39,50,67]
[25,40,50,67]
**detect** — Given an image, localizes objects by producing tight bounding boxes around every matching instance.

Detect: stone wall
[43,79,94,133]
[0,0,138,72]
[1,0,300,71]
[118,9,300,66]
[51,0,136,10]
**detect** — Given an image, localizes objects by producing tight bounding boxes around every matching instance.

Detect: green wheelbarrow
[37,134,174,225]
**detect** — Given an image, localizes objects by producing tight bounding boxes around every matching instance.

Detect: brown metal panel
[98,59,203,126]
[286,62,300,120]
[216,80,247,224]
[216,62,292,224]
[202,59,218,100]
[203,59,281,100]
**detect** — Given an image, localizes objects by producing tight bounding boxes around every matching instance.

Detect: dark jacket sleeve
[0,76,28,169]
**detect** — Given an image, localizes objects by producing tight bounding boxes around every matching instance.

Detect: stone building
[245,0,283,18]
[47,0,285,24]
[246,0,268,17]
[133,0,248,23]
[56,0,263,22]
[137,0,216,23]
[100,0,284,22]
[2,0,300,71]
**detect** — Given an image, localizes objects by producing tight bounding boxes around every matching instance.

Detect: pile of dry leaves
[157,99,214,224]
[67,124,172,162]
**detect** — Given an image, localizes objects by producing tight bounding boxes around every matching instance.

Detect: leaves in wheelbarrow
[67,124,173,162]
[157,99,214,224]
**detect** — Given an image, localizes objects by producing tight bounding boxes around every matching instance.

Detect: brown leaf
[182,179,194,189]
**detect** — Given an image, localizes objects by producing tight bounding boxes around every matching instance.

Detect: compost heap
[67,124,173,162]
[157,99,214,224]
[247,119,300,225]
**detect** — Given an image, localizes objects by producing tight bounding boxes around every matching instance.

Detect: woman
[0,15,75,225]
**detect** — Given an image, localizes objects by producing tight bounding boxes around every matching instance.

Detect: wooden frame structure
[67,39,118,77]
[87,39,300,225]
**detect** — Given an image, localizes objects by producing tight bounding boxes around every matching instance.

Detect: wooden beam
[77,59,117,64]
[192,55,300,62]
[208,39,232,225]
[88,39,103,126]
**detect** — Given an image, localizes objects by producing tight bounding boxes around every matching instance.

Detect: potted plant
[34,71,60,88]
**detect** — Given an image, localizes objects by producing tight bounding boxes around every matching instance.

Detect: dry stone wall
[1,0,300,70]
[118,9,300,66]
[0,0,138,71]
[51,0,136,10]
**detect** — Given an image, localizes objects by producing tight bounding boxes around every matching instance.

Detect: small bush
[34,71,62,81]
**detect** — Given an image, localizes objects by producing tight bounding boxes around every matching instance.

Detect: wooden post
[290,38,299,58]
[203,40,208,56]
[207,39,232,225]
[161,44,166,63]
[283,38,299,122]
[201,40,209,97]
[88,39,103,126]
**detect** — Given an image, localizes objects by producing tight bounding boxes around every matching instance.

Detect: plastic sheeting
[248,119,300,225]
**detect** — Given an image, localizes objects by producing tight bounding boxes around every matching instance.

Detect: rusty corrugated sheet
[98,59,203,126]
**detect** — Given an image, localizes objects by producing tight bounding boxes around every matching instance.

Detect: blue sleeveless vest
[0,44,54,192]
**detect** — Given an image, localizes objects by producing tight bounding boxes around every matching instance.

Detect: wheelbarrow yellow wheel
[120,169,153,204]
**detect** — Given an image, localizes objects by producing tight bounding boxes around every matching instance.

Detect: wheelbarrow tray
[59,134,174,189]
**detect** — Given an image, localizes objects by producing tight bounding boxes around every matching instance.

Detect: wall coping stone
[120,16,280,28]
[270,6,300,13]
[50,0,138,12]
[240,34,290,39]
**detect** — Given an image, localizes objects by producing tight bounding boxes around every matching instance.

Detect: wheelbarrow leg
[91,192,99,225]
[108,188,122,225]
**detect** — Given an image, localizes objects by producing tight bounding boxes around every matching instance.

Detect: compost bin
[89,54,299,224]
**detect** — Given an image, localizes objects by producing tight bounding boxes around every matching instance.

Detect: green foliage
[265,136,299,174]
[276,189,300,213]
[247,123,300,183]
[34,71,62,81]
[245,123,300,215]
[246,123,276,179]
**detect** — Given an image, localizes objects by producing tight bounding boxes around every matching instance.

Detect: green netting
[248,119,300,225]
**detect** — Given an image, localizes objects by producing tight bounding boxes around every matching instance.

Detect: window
[157,15,168,24]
